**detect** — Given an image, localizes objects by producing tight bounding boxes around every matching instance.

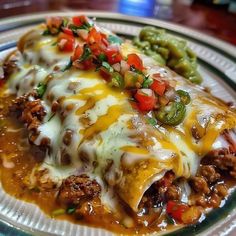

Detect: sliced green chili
[109,72,124,88]
[176,90,191,105]
[155,102,186,126]
[42,29,51,36]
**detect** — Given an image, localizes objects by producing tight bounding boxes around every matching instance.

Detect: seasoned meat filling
[204,148,236,178]
[58,175,101,205]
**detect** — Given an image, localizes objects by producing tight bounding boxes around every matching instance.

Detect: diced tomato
[99,67,111,81]
[105,46,122,65]
[150,79,166,96]
[87,27,102,44]
[127,53,144,71]
[82,59,94,70]
[57,32,75,52]
[72,15,88,27]
[62,27,73,36]
[134,89,156,111]
[72,44,83,61]
[166,201,189,223]
[89,44,102,57]
[158,171,175,188]
[101,33,109,47]
[130,101,138,110]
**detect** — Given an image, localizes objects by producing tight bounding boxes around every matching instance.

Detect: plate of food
[0,12,235,236]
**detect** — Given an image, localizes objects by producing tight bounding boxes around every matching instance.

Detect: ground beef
[189,162,229,208]
[9,93,28,117]
[204,148,236,178]
[10,93,46,132]
[189,176,210,195]
[139,171,180,210]
[3,50,21,79]
[21,99,46,131]
[58,175,101,206]
[198,165,220,184]
[165,185,181,201]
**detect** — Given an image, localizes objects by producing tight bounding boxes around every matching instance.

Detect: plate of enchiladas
[0,12,236,236]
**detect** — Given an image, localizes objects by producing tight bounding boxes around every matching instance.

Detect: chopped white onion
[77,29,88,40]
[120,60,129,75]
[112,63,121,72]
[165,87,176,101]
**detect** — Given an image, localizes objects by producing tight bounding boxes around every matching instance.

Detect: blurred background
[0,0,235,45]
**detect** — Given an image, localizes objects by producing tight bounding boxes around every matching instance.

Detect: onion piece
[77,29,88,40]
[112,63,121,72]
[120,60,129,75]
[165,87,176,101]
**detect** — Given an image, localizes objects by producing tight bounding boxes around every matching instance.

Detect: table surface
[0,0,236,46]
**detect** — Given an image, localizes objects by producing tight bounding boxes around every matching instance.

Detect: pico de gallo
[43,15,191,126]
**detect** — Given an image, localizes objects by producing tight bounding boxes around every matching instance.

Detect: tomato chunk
[105,46,122,65]
[72,45,83,61]
[58,32,75,52]
[134,89,156,111]
[62,27,73,36]
[150,79,166,96]
[127,53,144,71]
[72,15,88,27]
[87,27,102,45]
[166,201,189,223]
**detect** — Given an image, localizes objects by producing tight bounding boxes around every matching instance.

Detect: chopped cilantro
[62,18,68,27]
[78,45,92,62]
[142,75,153,88]
[51,41,57,46]
[98,53,107,62]
[48,113,55,122]
[147,117,157,126]
[66,206,76,214]
[42,29,51,36]
[36,82,47,98]
[69,22,92,32]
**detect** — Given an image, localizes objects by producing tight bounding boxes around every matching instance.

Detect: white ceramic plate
[0,11,236,236]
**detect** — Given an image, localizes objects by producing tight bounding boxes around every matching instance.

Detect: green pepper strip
[176,90,191,105]
[155,102,186,126]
